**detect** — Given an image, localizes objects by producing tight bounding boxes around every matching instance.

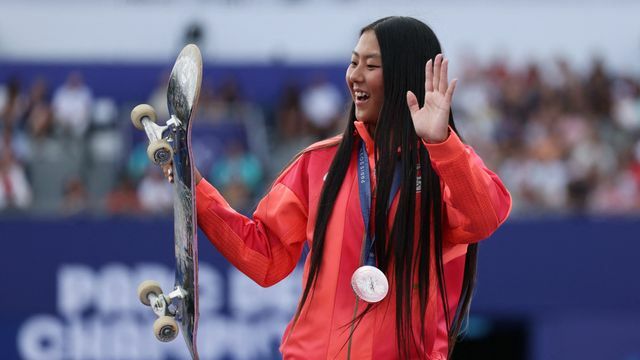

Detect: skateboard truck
[167,114,183,128]
[137,281,188,342]
[147,286,188,317]
[131,104,174,166]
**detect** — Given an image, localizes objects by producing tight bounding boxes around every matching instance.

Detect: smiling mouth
[355,91,370,103]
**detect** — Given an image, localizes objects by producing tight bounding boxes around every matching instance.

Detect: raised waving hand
[406,54,458,143]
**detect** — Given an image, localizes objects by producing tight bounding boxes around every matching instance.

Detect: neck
[365,123,376,136]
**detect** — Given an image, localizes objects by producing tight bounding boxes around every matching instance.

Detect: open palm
[407,54,457,143]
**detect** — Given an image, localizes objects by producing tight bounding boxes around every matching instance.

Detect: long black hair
[294,16,478,359]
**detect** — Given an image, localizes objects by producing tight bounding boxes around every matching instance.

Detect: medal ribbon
[357,141,401,267]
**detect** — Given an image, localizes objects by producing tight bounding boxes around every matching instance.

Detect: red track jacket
[196,121,512,359]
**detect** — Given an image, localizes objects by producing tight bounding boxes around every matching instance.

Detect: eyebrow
[352,51,381,59]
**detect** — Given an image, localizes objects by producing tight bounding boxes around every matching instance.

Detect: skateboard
[131,44,202,359]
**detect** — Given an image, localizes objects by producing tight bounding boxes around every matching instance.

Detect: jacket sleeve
[424,129,512,244]
[196,156,309,287]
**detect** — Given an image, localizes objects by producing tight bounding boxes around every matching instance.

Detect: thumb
[406,91,420,116]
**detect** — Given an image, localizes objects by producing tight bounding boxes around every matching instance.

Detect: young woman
[167,16,511,360]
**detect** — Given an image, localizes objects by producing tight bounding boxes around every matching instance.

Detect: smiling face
[346,30,384,128]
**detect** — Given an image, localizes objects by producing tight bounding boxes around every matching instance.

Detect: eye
[350,61,358,67]
[367,64,380,70]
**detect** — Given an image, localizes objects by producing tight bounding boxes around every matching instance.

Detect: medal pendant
[351,265,389,303]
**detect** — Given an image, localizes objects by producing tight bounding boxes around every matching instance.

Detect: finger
[406,91,420,116]
[166,166,174,183]
[425,59,433,92]
[433,54,442,93]
[163,165,172,181]
[445,78,458,104]
[439,58,449,94]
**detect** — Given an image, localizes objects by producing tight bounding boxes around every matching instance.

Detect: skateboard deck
[132,44,202,360]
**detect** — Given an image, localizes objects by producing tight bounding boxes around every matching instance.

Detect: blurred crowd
[454,57,640,216]
[1,56,639,218]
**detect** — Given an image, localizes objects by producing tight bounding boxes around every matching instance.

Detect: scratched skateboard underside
[168,44,201,360]
[132,44,202,360]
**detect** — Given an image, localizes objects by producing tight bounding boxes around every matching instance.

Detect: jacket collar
[354,121,375,156]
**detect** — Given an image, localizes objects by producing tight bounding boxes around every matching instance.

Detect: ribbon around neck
[357,141,401,267]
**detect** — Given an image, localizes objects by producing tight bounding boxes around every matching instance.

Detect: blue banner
[1,217,639,359]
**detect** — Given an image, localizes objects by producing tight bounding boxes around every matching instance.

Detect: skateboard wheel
[153,316,179,342]
[137,280,163,306]
[131,104,157,130]
[147,140,173,166]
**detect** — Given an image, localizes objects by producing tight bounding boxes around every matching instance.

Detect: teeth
[355,91,369,99]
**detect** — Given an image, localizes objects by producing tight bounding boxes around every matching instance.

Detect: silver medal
[351,265,389,303]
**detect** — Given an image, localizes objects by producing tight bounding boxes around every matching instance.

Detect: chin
[356,107,378,124]
[356,111,371,123]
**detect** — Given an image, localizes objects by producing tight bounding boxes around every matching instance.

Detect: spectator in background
[586,57,612,118]
[26,99,54,141]
[301,75,344,138]
[217,77,243,117]
[19,78,71,214]
[22,78,50,127]
[0,81,6,113]
[588,170,638,214]
[194,79,218,123]
[199,76,250,123]
[106,173,142,215]
[137,166,172,215]
[612,76,640,132]
[276,83,313,140]
[524,137,569,211]
[13,79,53,142]
[50,72,93,196]
[209,139,263,212]
[626,142,640,212]
[147,72,170,121]
[0,77,25,135]
[61,176,88,215]
[268,83,316,178]
[196,76,271,168]
[0,147,32,212]
[0,77,31,163]
[451,55,500,167]
[87,97,124,212]
[127,142,153,181]
[52,72,93,137]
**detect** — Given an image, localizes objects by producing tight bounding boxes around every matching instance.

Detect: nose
[348,65,364,84]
